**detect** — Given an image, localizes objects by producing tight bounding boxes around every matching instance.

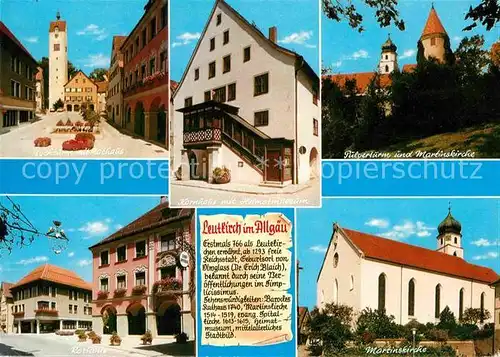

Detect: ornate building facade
[89,199,195,339]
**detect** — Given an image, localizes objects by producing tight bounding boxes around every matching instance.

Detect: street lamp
[411,328,417,357]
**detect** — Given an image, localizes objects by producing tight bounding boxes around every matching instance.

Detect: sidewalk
[171,179,313,195]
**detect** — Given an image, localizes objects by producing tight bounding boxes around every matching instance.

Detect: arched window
[435,284,441,318]
[454,237,457,244]
[350,275,354,291]
[459,288,464,321]
[334,279,339,304]
[480,292,485,322]
[408,279,415,316]
[378,274,386,311]
[453,251,457,256]
[385,65,389,73]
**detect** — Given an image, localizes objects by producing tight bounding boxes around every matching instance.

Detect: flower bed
[56,330,74,336]
[96,291,109,300]
[34,137,51,147]
[132,285,147,295]
[56,120,65,126]
[113,288,127,297]
[62,132,95,151]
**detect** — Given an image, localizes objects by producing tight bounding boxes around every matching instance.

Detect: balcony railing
[183,128,222,145]
[131,285,148,296]
[122,71,167,97]
[12,311,24,318]
[152,278,182,297]
[34,309,58,316]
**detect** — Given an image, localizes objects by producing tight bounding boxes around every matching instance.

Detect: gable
[65,71,95,87]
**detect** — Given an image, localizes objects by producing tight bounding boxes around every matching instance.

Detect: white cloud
[331,61,342,69]
[453,36,463,43]
[16,256,49,265]
[380,220,434,240]
[172,32,201,47]
[472,252,498,260]
[77,24,108,41]
[279,30,316,48]
[78,220,110,235]
[114,224,123,230]
[309,245,327,253]
[352,49,369,59]
[365,218,389,229]
[25,36,39,44]
[399,49,416,60]
[77,259,92,267]
[68,252,75,258]
[471,238,499,247]
[80,54,110,68]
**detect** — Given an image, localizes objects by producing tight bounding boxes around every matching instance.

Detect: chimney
[269,26,277,44]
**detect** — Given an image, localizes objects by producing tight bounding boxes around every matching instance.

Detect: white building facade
[172,0,320,186]
[317,211,498,326]
[106,36,126,126]
[48,12,68,109]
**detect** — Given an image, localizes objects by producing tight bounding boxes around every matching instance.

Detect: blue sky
[170,0,320,81]
[322,0,500,74]
[297,199,500,310]
[0,0,148,74]
[0,196,161,284]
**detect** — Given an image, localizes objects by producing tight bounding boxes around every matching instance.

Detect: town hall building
[171,0,320,186]
[317,209,498,326]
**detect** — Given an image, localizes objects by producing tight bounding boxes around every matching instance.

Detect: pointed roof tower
[421,4,447,38]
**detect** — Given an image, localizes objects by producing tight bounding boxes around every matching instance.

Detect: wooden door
[266,150,281,182]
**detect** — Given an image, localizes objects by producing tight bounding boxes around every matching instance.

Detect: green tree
[68,61,78,79]
[307,303,353,356]
[37,57,49,109]
[461,307,491,325]
[355,308,402,339]
[52,98,64,110]
[89,68,108,82]
[322,0,500,32]
[437,306,457,332]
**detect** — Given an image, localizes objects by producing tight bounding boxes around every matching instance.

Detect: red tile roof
[11,264,92,291]
[341,227,498,284]
[421,7,447,37]
[402,64,417,73]
[49,21,66,33]
[325,72,392,93]
[1,282,13,299]
[96,81,108,93]
[89,202,194,249]
[0,21,36,63]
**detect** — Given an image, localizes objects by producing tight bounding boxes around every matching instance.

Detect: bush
[91,334,101,344]
[141,330,153,345]
[65,119,73,126]
[56,120,65,126]
[75,133,95,143]
[212,166,231,184]
[355,308,402,339]
[175,332,188,344]
[62,137,94,151]
[77,331,87,341]
[110,331,121,345]
[427,328,449,341]
[34,137,51,147]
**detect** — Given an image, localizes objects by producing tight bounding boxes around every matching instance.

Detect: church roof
[339,226,498,284]
[11,264,92,291]
[421,6,447,38]
[324,72,392,93]
[381,36,397,52]
[437,209,462,235]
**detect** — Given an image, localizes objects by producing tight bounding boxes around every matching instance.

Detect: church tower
[436,205,463,258]
[418,4,451,64]
[379,35,398,74]
[48,11,68,109]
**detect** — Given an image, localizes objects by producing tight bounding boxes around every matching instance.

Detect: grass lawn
[383,122,500,158]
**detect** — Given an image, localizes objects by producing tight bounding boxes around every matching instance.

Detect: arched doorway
[157,105,167,144]
[127,303,146,335]
[309,147,319,178]
[66,104,72,112]
[134,102,145,137]
[74,104,80,112]
[188,152,197,179]
[156,302,181,336]
[89,104,95,111]
[101,305,117,334]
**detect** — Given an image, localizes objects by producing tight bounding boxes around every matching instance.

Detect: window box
[132,285,148,296]
[113,288,127,298]
[96,291,109,300]
[12,311,24,318]
[99,264,110,268]
[34,309,58,316]
[133,256,147,261]
[152,278,182,296]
